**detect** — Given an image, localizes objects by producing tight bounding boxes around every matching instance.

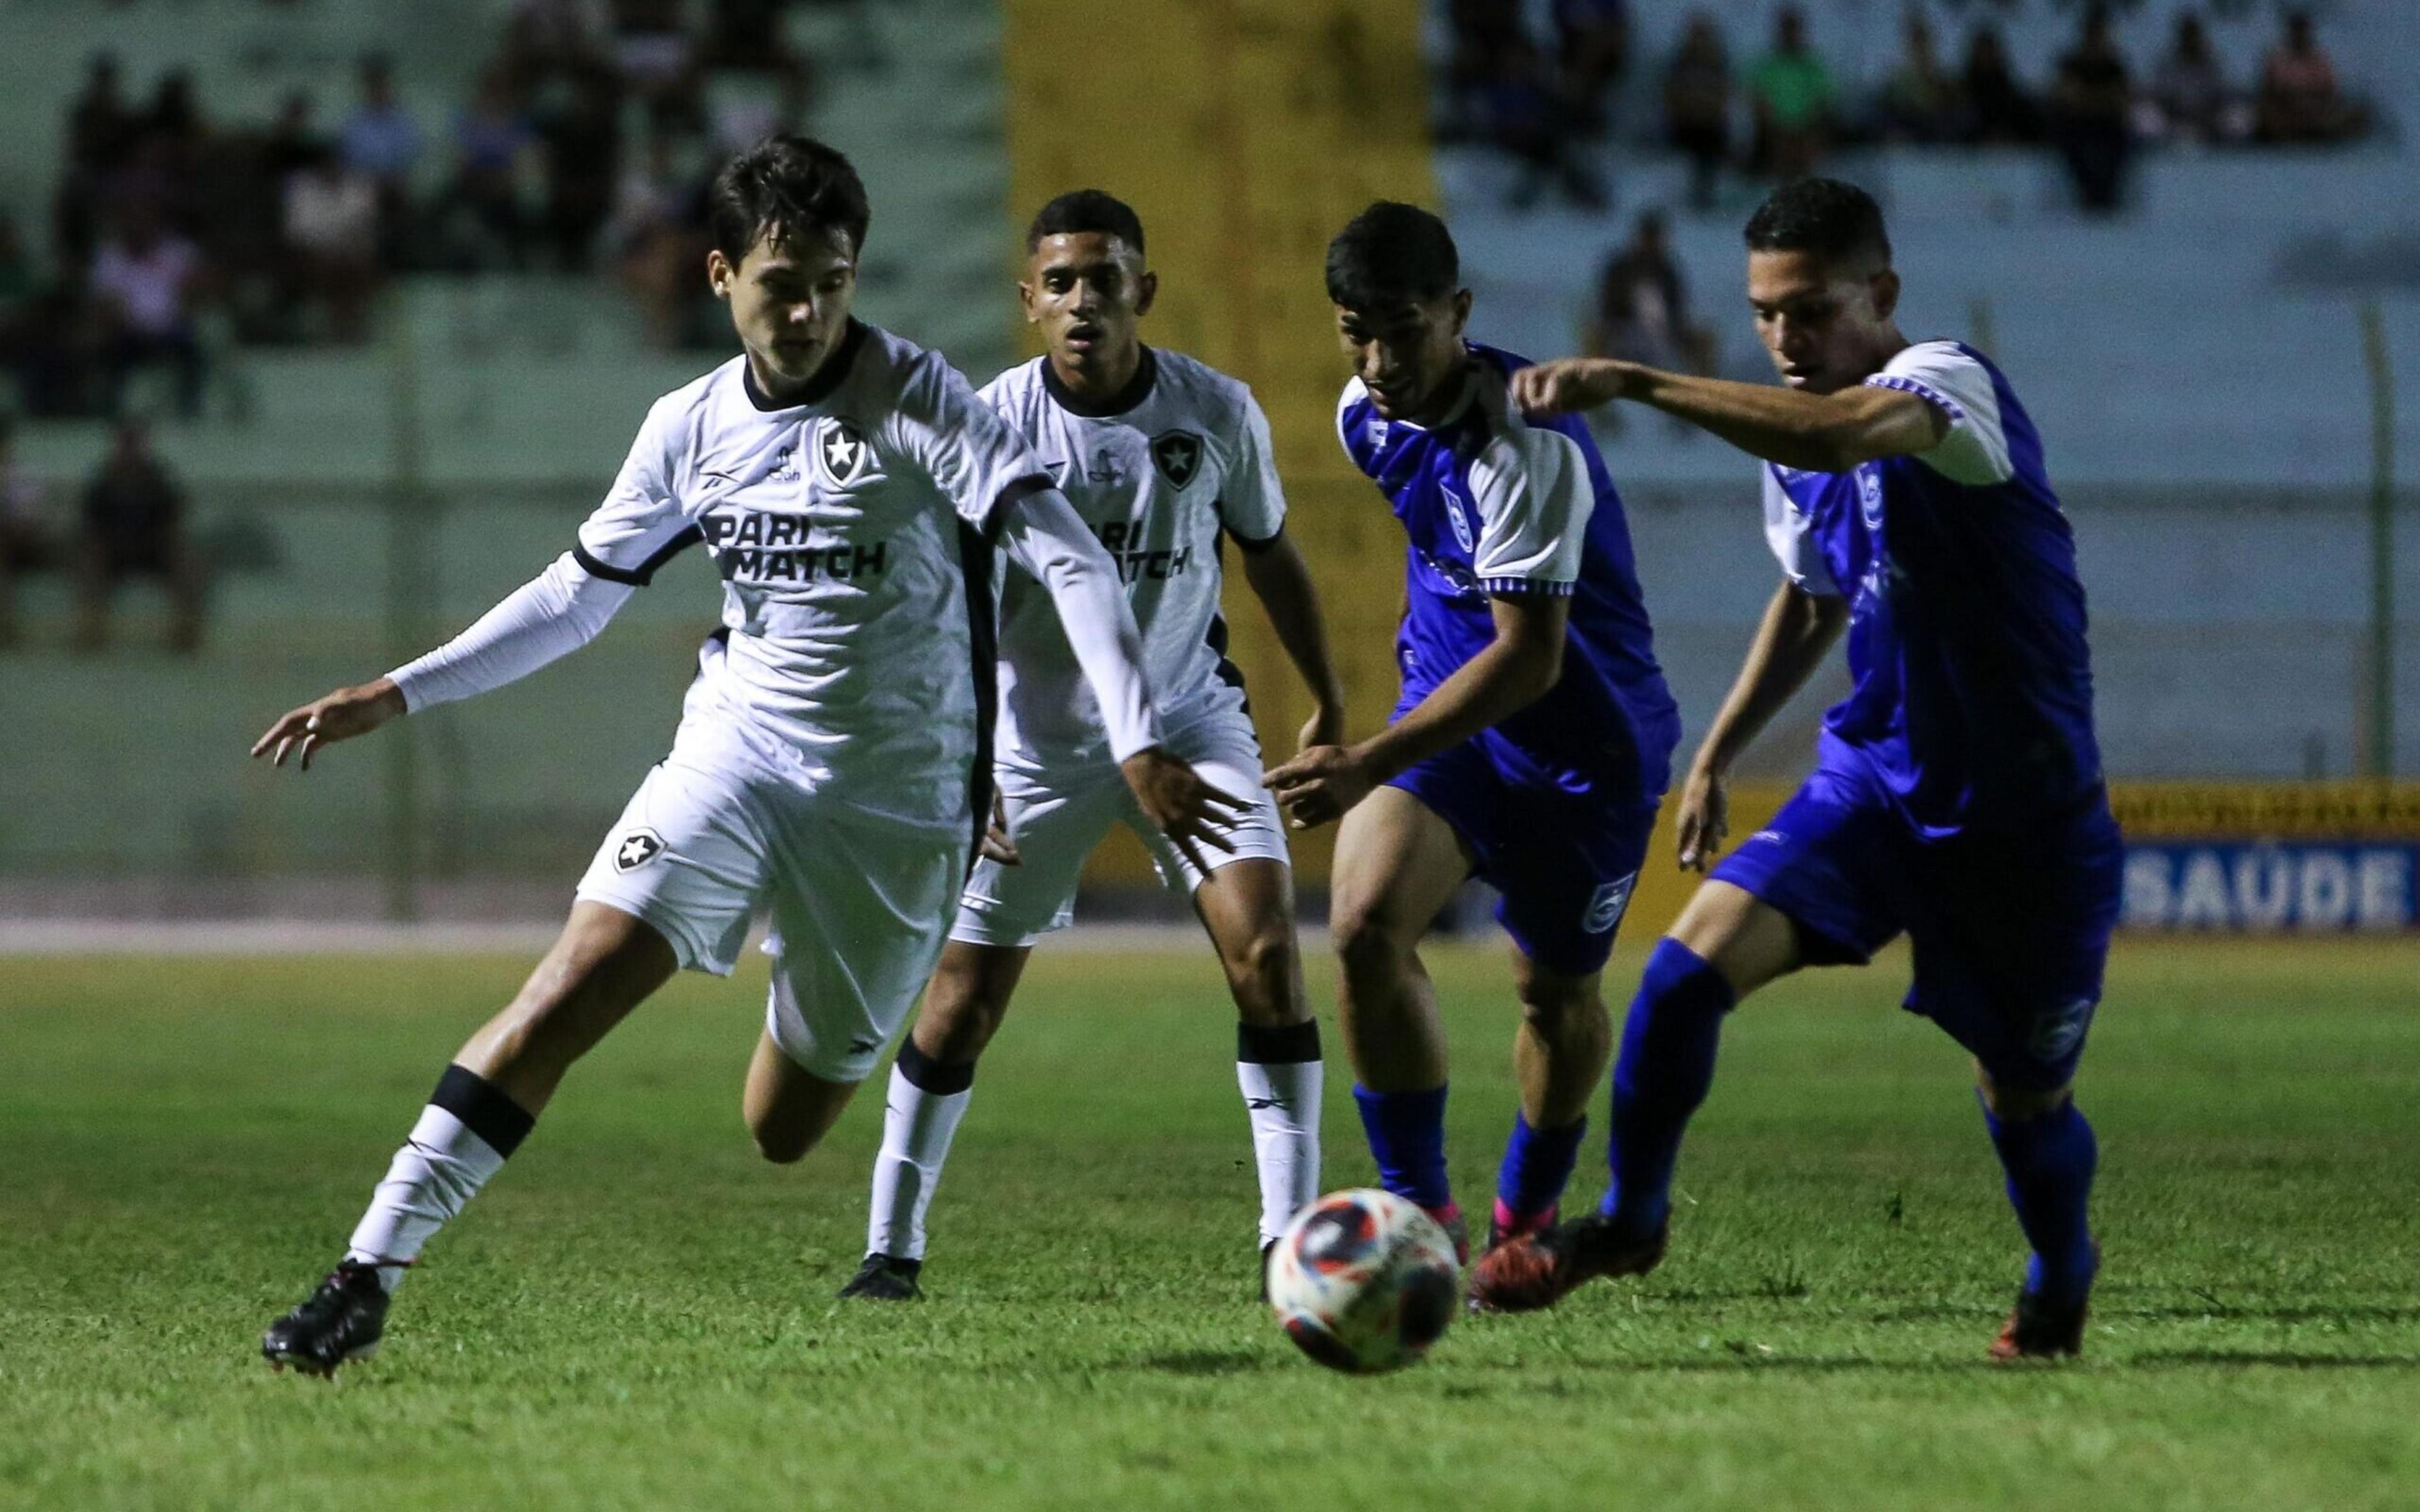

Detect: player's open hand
[1121,747,1247,875]
[1509,358,1635,418]
[979,790,1021,866]
[1263,744,1376,832]
[1674,760,1730,871]
[250,679,406,771]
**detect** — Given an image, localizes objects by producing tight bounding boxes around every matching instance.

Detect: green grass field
[5,937,2417,1511]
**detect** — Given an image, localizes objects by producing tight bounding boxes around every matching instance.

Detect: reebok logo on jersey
[1151,431,1202,489]
[614,829,665,873]
[703,508,889,584]
[819,418,870,485]
[1582,873,1637,934]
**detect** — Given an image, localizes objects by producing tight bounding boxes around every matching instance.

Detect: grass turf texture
[4,939,2417,1511]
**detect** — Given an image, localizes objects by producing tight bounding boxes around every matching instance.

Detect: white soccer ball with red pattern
[1266,1188,1461,1373]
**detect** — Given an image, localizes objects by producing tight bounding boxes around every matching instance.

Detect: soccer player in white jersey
[839,191,1345,1300]
[248,138,1241,1377]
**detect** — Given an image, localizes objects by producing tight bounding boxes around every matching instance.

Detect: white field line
[0,919,1278,957]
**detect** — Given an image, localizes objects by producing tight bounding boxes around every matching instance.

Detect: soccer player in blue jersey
[1265,202,1680,1264]
[1473,178,2121,1359]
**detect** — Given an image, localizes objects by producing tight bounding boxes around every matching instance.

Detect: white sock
[344,1066,529,1293]
[866,1055,974,1263]
[1238,1021,1324,1247]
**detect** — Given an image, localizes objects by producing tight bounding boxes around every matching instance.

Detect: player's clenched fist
[250,678,406,771]
[1120,747,1247,874]
[1509,357,1638,418]
[1262,744,1376,831]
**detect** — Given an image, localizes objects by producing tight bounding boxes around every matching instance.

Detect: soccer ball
[1265,1188,1461,1373]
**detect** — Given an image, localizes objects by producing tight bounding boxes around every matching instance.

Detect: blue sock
[1982,1094,2099,1307]
[1352,1084,1453,1211]
[1495,1111,1586,1223]
[1599,939,1732,1235]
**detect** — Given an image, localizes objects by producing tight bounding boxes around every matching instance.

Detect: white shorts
[955,713,1289,949]
[575,740,970,1084]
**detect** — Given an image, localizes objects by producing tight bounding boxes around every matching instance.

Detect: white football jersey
[980,348,1285,767]
[577,322,1048,824]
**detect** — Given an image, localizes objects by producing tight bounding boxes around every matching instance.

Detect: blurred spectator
[1961,25,2039,146]
[508,0,614,76]
[2145,13,2245,146]
[262,91,326,187]
[708,0,809,77]
[535,61,625,272]
[11,276,108,419]
[2049,4,2134,214]
[340,55,426,265]
[611,132,706,348]
[0,414,57,648]
[1585,210,1716,397]
[67,54,142,178]
[2257,11,2367,145]
[0,212,33,338]
[437,69,539,270]
[1877,13,1959,144]
[1661,14,1731,213]
[91,205,205,419]
[55,54,142,268]
[76,420,204,654]
[283,149,383,343]
[142,69,208,171]
[612,0,703,126]
[1746,8,1835,180]
[1446,0,1524,97]
[1550,0,1628,136]
[1480,41,1605,210]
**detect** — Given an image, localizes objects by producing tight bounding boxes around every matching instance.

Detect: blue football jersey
[1337,342,1679,798]
[1763,340,2101,836]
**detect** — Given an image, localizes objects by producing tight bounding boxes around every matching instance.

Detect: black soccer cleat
[262,1259,389,1377]
[837,1252,923,1302]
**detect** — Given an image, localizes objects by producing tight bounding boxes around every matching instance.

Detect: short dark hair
[1027,189,1144,256]
[1325,201,1460,309]
[708,134,872,263]
[1743,178,1891,268]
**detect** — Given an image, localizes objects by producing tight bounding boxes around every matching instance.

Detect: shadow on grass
[1136,1349,1270,1376]
[2128,1350,2420,1370]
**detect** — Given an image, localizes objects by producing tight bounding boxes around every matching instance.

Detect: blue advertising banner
[2122,844,2419,932]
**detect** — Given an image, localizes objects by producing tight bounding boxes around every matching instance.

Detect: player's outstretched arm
[1265,593,1565,831]
[1236,529,1346,751]
[248,554,634,774]
[1511,358,1945,474]
[1674,580,1848,869]
[996,485,1247,871]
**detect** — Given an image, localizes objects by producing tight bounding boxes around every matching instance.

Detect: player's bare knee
[1222,927,1303,1026]
[1331,898,1412,982]
[1513,973,1601,1042]
[749,1118,815,1164]
[1977,1063,2071,1121]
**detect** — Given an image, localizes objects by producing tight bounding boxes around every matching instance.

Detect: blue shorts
[1388,740,1662,978]
[1711,762,2124,1090]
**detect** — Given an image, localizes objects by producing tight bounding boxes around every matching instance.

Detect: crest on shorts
[1151,430,1203,489]
[2029,996,2096,1061]
[818,418,869,485]
[614,828,666,873]
[1582,873,1638,935]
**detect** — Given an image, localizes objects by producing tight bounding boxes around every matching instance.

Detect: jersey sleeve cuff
[1228,524,1284,555]
[1480,576,1577,597]
[1865,373,1968,427]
